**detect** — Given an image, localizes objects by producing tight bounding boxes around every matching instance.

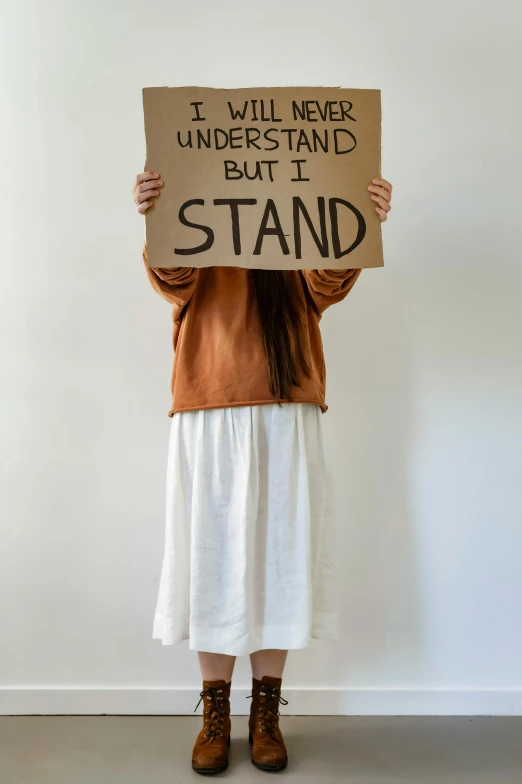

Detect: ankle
[252,674,283,685]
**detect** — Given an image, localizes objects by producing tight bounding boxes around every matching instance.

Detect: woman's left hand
[368,178,392,221]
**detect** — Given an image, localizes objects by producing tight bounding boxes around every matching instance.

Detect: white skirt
[152,402,339,656]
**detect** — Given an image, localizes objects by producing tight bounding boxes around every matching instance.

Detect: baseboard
[1,688,521,716]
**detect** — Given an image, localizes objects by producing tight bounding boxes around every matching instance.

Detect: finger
[138,178,162,193]
[375,206,387,222]
[136,188,160,204]
[371,177,392,194]
[137,201,153,214]
[135,171,160,186]
[138,178,162,194]
[370,194,391,212]
[368,185,391,202]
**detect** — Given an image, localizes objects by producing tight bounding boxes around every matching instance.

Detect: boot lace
[194,686,226,744]
[247,683,288,738]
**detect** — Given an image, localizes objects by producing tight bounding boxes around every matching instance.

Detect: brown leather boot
[192,679,232,775]
[248,675,289,772]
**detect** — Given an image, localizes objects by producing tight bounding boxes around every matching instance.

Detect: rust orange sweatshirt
[142,244,362,416]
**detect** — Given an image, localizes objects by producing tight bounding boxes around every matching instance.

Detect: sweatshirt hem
[167,398,328,417]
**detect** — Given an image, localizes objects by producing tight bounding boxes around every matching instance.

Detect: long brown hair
[250,270,311,401]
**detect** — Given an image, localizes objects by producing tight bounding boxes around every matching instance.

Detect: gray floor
[1,715,521,783]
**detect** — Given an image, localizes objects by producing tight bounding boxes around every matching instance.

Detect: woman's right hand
[132,172,163,214]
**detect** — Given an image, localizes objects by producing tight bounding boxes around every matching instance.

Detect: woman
[133,172,392,774]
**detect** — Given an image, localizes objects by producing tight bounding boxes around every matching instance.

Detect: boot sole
[192,735,231,775]
[249,731,288,772]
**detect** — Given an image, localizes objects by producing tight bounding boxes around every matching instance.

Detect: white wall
[1,0,521,715]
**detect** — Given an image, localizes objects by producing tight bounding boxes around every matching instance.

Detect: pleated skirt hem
[153,611,339,656]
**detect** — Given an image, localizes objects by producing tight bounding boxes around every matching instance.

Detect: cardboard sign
[143,86,382,270]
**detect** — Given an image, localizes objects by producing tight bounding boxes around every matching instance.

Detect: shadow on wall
[297,269,421,690]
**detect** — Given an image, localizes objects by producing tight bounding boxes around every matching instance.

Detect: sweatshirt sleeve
[302,268,363,314]
[142,243,199,308]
